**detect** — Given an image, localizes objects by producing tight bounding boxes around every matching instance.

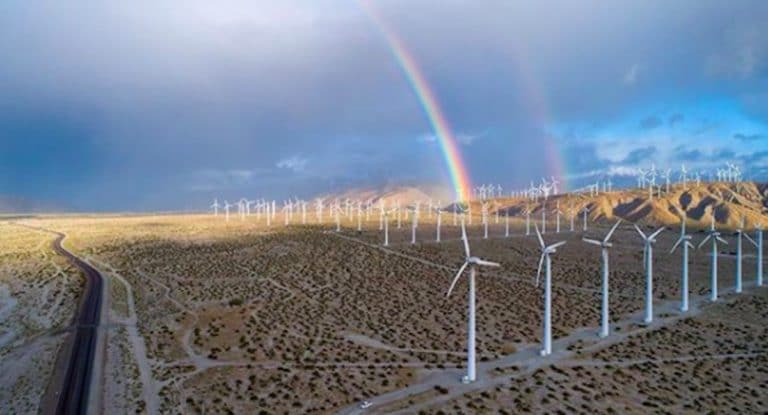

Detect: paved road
[49,232,103,415]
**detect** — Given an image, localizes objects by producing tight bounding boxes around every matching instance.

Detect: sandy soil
[9,205,766,414]
[0,223,82,414]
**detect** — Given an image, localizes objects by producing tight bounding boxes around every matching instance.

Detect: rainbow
[361,0,472,201]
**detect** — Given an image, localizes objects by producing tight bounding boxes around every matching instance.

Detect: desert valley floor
[1,212,767,414]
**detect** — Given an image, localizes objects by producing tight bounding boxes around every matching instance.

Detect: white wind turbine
[745,223,763,287]
[534,224,566,356]
[411,206,419,245]
[223,201,232,222]
[554,201,563,233]
[634,224,665,324]
[525,204,532,236]
[357,200,363,231]
[382,208,396,246]
[482,202,489,239]
[211,198,220,216]
[581,206,592,232]
[436,208,443,242]
[446,220,500,383]
[541,201,547,234]
[698,216,727,301]
[734,216,746,293]
[670,207,694,312]
[569,200,575,232]
[504,209,510,238]
[583,219,622,337]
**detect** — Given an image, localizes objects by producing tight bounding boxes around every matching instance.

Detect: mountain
[486,182,768,231]
[319,184,453,207]
[0,195,64,213]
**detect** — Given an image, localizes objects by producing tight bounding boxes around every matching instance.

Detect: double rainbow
[361,0,472,201]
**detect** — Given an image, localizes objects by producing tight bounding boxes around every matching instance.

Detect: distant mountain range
[319,183,454,206]
[486,181,768,231]
[0,195,64,213]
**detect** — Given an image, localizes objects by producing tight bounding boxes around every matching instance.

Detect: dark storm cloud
[673,145,704,162]
[639,116,663,130]
[622,146,657,164]
[668,113,685,126]
[0,0,767,209]
[733,132,765,141]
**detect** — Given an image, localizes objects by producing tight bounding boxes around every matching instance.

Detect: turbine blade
[461,221,471,258]
[649,227,666,240]
[685,241,695,250]
[744,233,757,247]
[582,238,603,246]
[670,237,683,254]
[535,254,545,287]
[548,241,567,251]
[634,224,647,239]
[476,259,501,267]
[697,235,712,249]
[446,261,470,297]
[716,236,728,245]
[605,219,623,242]
[535,224,545,248]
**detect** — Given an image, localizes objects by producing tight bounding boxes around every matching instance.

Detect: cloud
[276,155,308,173]
[668,113,685,126]
[623,63,641,85]
[639,116,662,130]
[418,132,483,146]
[733,132,765,141]
[621,146,657,164]
[673,145,703,162]
[2,0,768,209]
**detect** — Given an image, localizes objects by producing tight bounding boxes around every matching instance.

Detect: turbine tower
[581,206,592,232]
[670,209,694,312]
[583,220,622,337]
[211,198,220,216]
[436,208,442,243]
[635,224,665,324]
[446,221,500,383]
[534,224,566,356]
[735,216,746,293]
[698,217,727,301]
[745,223,763,287]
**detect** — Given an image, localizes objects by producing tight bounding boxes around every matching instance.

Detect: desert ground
[2,182,765,415]
[0,221,83,414]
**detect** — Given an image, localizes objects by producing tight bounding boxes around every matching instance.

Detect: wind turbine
[411,207,419,245]
[504,210,510,238]
[734,216,746,293]
[383,209,392,246]
[583,219,622,337]
[635,224,665,324]
[525,204,532,236]
[534,224,566,356]
[541,201,547,234]
[436,208,443,242]
[745,223,763,287]
[554,201,563,233]
[670,208,694,312]
[211,198,220,216]
[581,206,592,232]
[223,201,232,222]
[698,217,727,301]
[446,220,500,383]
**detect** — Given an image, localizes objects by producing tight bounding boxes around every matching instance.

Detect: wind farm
[2,175,768,414]
[2,1,768,414]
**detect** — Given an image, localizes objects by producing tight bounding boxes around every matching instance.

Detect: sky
[1,0,767,211]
